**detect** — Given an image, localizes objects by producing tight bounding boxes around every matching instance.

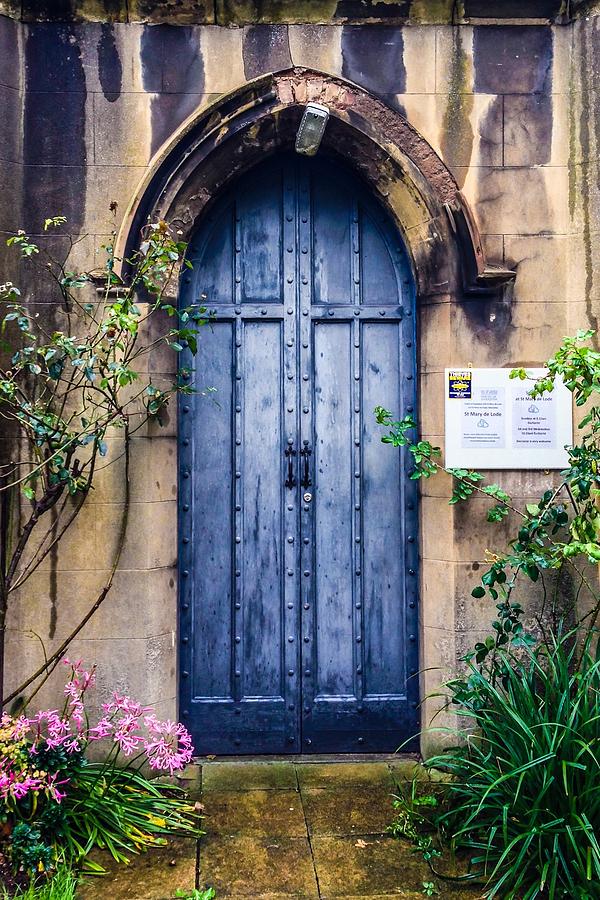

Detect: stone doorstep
[195,755,421,793]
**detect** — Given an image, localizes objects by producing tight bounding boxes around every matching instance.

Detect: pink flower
[144,719,194,775]
[87,717,113,741]
[113,714,143,756]
[103,692,150,719]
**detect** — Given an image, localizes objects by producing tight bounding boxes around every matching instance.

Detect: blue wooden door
[179,154,419,754]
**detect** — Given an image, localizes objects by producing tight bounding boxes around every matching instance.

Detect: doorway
[178,153,419,754]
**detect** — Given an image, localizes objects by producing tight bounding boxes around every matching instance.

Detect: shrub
[427,629,600,899]
[0,659,199,881]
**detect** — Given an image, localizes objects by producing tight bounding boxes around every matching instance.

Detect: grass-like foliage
[427,630,600,899]
[0,866,77,899]
[61,765,200,871]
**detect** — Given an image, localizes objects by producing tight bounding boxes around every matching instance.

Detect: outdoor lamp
[295,103,330,156]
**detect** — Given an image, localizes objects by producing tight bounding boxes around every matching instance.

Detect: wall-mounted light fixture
[295,103,330,157]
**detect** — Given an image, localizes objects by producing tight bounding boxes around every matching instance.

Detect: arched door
[179,153,419,754]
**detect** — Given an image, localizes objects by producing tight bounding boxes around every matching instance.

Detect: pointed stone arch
[115,67,514,302]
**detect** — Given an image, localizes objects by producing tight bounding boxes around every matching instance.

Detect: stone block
[401,26,437,93]
[504,93,568,167]
[3,631,176,714]
[201,761,297,791]
[93,92,152,166]
[0,15,19,90]
[418,371,445,435]
[130,436,178,502]
[458,165,569,236]
[0,84,21,164]
[20,2,127,22]
[401,92,503,169]
[419,300,513,375]
[200,26,245,93]
[83,164,148,233]
[295,762,395,790]
[9,566,177,644]
[23,89,92,166]
[422,296,568,369]
[508,299,568,361]
[129,0,214,24]
[217,0,411,25]
[566,300,600,336]
[288,25,343,77]
[436,25,567,96]
[504,234,568,305]
[92,499,177,570]
[420,559,457,631]
[0,161,22,231]
[78,632,176,707]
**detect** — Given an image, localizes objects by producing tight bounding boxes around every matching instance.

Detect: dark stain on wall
[23,24,87,234]
[461,293,514,350]
[97,23,122,102]
[576,23,599,337]
[242,25,292,80]
[143,26,205,157]
[440,26,473,183]
[0,16,20,89]
[473,25,553,94]
[341,26,406,99]
[140,23,164,91]
[162,26,204,92]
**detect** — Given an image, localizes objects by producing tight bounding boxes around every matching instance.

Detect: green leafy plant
[378,331,600,897]
[428,629,600,899]
[174,889,216,900]
[0,659,199,880]
[421,882,439,897]
[0,217,208,707]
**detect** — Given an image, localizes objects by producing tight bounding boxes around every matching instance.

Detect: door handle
[285,442,297,488]
[300,441,312,489]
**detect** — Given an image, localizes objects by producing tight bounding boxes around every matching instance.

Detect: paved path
[79,758,482,899]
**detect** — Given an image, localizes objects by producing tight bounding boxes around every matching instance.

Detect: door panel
[190,321,234,701]
[241,321,284,699]
[179,153,418,755]
[313,321,354,698]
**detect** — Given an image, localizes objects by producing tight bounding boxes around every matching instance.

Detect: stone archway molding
[114,67,515,300]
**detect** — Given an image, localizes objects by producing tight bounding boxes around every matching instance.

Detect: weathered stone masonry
[1,0,599,750]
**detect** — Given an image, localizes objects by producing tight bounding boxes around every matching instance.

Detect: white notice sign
[445,368,572,470]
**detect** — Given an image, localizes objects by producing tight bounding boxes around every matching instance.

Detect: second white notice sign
[444,368,572,470]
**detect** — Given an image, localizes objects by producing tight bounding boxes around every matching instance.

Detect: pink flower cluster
[0,658,195,808]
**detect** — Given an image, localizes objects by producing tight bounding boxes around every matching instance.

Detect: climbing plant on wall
[378,332,600,897]
[377,330,600,654]
[0,217,208,708]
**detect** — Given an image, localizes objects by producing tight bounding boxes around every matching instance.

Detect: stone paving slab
[295,763,395,790]
[310,834,428,897]
[76,758,480,899]
[203,789,306,837]
[78,837,197,900]
[301,785,395,836]
[198,834,318,897]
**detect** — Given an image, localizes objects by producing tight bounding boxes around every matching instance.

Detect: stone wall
[1,7,598,750]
